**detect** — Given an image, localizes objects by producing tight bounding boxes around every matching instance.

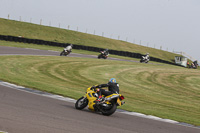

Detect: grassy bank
[0,18,180,63]
[0,55,199,126]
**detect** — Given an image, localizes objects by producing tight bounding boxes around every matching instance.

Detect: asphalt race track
[0,46,199,133]
[0,46,139,63]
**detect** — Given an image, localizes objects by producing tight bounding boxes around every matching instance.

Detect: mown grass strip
[0,55,199,126]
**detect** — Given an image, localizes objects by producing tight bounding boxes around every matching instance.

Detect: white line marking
[25,48,39,50]
[0,82,25,89]
[47,50,58,52]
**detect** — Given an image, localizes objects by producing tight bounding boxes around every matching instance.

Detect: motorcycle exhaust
[105,95,119,101]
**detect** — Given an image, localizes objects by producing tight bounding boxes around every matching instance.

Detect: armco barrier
[0,35,3,40]
[0,35,180,66]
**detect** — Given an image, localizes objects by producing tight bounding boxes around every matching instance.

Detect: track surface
[0,46,199,133]
[0,46,139,63]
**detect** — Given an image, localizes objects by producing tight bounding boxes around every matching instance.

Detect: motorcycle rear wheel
[101,102,117,116]
[75,97,88,110]
[98,55,101,59]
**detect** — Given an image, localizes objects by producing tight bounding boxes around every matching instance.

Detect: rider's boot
[95,95,104,103]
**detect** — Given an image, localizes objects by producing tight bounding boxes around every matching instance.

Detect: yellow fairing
[85,87,123,110]
[86,88,96,110]
[117,98,122,106]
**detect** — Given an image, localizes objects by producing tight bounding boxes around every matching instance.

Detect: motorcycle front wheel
[75,97,88,110]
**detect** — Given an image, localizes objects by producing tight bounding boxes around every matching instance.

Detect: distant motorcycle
[98,51,109,59]
[188,60,198,69]
[60,48,71,56]
[140,56,149,63]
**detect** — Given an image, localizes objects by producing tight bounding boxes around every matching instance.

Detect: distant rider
[193,60,198,69]
[65,44,73,53]
[102,49,109,56]
[92,78,119,103]
[145,53,150,59]
[142,53,150,61]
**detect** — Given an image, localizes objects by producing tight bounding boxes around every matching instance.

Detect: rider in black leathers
[103,49,109,56]
[92,78,119,102]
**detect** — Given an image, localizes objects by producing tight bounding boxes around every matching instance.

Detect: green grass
[0,18,181,63]
[0,55,200,126]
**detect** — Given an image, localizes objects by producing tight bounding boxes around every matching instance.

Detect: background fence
[0,35,181,66]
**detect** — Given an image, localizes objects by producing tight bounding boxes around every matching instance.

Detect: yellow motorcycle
[75,86,125,116]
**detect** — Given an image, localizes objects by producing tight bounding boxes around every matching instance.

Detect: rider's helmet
[146,53,149,55]
[70,44,73,47]
[109,78,116,83]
